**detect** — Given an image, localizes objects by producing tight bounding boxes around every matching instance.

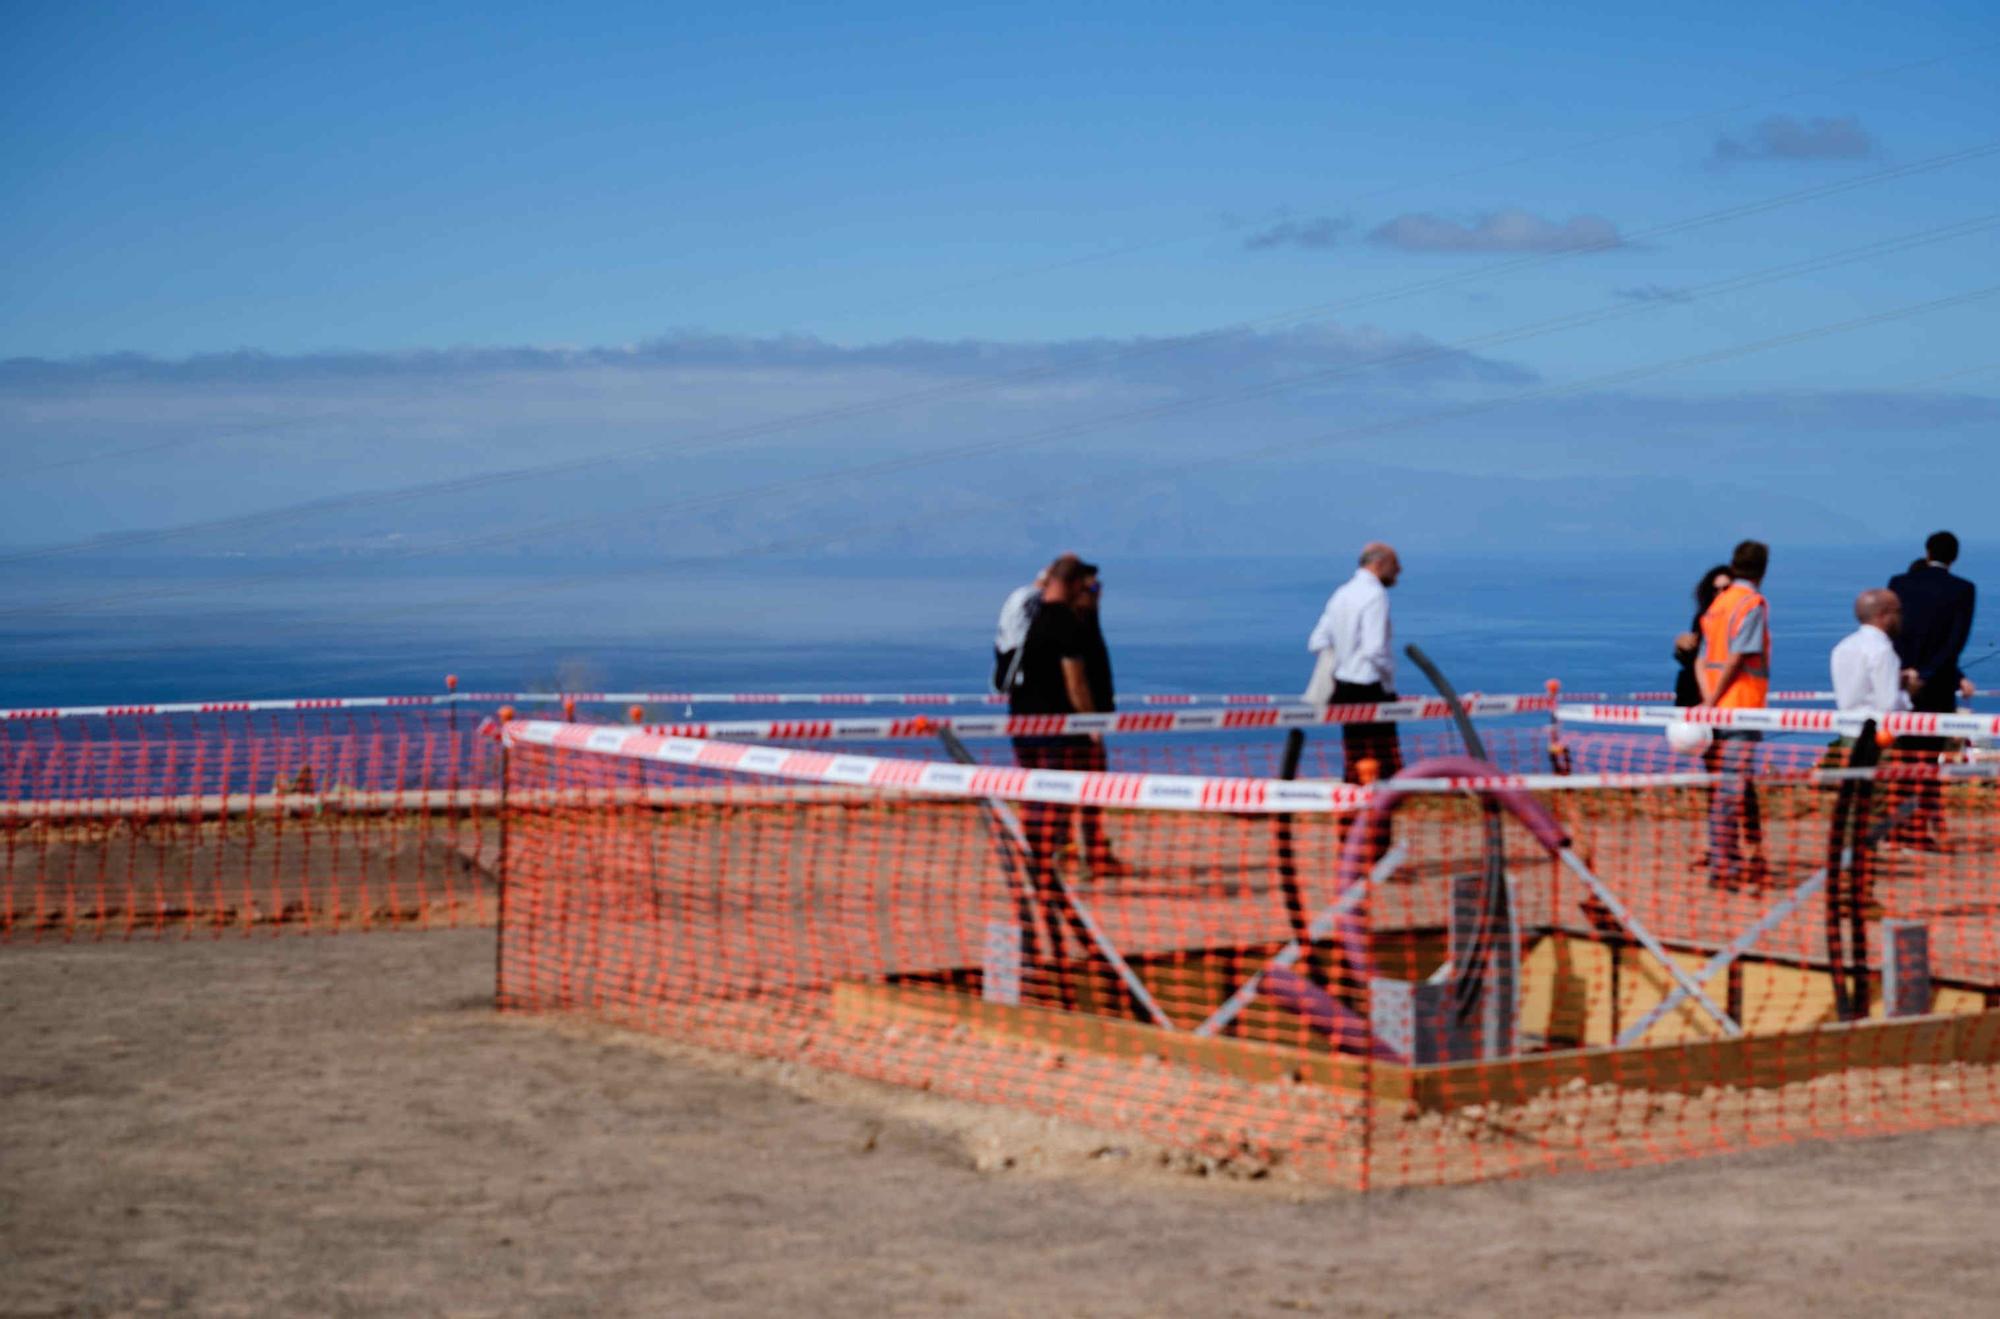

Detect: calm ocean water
[2,545,1991,708]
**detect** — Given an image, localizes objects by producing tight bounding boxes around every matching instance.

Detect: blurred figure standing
[1889,532,1978,712]
[1071,567,1127,875]
[1008,555,1099,861]
[1830,589,1910,716]
[1888,532,1977,848]
[1673,564,1734,707]
[1698,540,1772,888]
[1307,542,1404,783]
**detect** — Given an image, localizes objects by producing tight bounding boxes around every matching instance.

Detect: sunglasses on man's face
[1079,581,1102,594]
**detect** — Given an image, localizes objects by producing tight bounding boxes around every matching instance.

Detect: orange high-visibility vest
[1698,580,1770,708]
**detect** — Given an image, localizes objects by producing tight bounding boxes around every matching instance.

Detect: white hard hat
[1665,721,1714,755]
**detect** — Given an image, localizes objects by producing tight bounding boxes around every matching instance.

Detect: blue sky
[2,1,1997,560]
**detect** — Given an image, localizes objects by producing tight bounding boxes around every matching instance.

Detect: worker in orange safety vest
[1697,539,1771,887]
[1698,541,1771,709]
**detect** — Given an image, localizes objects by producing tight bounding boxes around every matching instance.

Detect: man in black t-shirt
[1071,571,1127,874]
[1076,577,1114,715]
[1009,557,1097,718]
[1008,555,1099,862]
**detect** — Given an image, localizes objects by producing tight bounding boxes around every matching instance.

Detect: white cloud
[1367,209,1624,254]
[1241,216,1351,250]
[1709,115,1876,165]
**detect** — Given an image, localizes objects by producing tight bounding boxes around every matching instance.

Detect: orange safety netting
[0,706,1521,939]
[0,711,500,937]
[496,723,2000,1188]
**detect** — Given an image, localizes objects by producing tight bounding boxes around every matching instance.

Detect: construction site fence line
[0,784,871,824]
[638,697,1560,741]
[10,688,1995,723]
[501,719,2000,814]
[1558,703,2000,740]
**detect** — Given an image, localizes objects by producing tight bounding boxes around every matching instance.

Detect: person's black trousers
[1330,680,1403,784]
[1010,734,1092,856]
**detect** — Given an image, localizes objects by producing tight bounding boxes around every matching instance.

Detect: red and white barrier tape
[481,688,1996,706]
[0,692,1553,726]
[503,719,2000,812]
[642,695,1556,742]
[5,687,1989,724]
[1557,703,2000,740]
[504,719,1371,813]
[0,694,450,721]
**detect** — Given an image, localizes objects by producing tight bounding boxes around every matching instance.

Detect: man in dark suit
[1887,531,1977,847]
[1889,531,1978,712]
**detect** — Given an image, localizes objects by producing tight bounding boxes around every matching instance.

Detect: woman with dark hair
[1673,564,1734,706]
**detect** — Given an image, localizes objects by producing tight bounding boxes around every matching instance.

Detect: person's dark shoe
[1705,855,1749,891]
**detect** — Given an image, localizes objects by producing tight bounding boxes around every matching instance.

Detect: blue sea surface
[2,544,1992,708]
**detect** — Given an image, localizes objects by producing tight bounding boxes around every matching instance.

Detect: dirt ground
[7,934,2000,1318]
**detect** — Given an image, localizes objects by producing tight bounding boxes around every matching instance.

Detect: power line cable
[13,344,1998,690]
[8,45,1985,491]
[822,42,2000,323]
[6,139,1995,566]
[283,214,2000,562]
[3,411,359,479]
[8,270,1992,625]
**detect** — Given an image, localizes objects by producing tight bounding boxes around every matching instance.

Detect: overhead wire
[7,257,1993,627]
[8,43,1986,496]
[808,42,2000,324]
[5,139,1996,567]
[254,214,2000,566]
[3,411,361,479]
[14,339,1998,692]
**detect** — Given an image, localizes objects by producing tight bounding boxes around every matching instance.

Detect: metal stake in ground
[1827,721,1884,1022]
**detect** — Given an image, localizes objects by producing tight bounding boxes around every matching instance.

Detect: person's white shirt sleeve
[1329,570,1395,689]
[1306,592,1340,654]
[1829,624,1909,714]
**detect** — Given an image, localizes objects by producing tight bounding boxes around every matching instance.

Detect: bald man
[1830,588,1910,715]
[1306,541,1404,782]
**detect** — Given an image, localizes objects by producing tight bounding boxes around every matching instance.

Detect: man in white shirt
[1830,589,1911,716]
[1830,587,1947,850]
[1306,542,1404,782]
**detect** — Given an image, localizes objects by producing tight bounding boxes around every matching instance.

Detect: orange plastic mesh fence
[497,721,2000,1189]
[0,712,501,938]
[654,725,1513,778]
[0,705,1511,940]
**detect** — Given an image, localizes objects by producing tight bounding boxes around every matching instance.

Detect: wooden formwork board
[831,976,2000,1114]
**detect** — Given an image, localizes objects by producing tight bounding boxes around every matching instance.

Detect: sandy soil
[7,932,2000,1317]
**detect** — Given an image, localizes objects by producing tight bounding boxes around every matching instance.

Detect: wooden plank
[1410,1006,2000,1110]
[0,784,879,822]
[831,979,1413,1102]
[1518,933,1616,1046]
[835,975,2000,1116]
